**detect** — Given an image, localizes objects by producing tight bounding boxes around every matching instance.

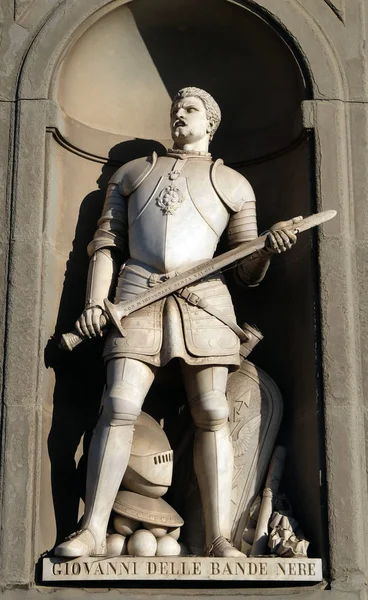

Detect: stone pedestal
[43,556,322,583]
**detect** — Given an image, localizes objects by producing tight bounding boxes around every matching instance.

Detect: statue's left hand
[265,216,302,254]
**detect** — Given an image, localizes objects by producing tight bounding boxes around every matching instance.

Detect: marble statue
[54,87,300,559]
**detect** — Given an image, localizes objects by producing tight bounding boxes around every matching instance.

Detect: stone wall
[0,0,367,598]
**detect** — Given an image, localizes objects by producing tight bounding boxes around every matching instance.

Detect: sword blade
[104,210,336,335]
[60,210,336,349]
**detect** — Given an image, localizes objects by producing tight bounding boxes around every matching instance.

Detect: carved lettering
[211,561,220,575]
[121,256,238,317]
[120,562,130,575]
[193,562,201,575]
[83,562,92,575]
[106,562,117,575]
[147,562,156,575]
[259,562,267,575]
[171,562,181,575]
[44,557,321,581]
[93,562,104,575]
[72,562,81,575]
[52,563,63,576]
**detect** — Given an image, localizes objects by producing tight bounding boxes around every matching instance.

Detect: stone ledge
[43,557,322,582]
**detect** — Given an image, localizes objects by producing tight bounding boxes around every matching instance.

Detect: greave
[193,422,234,546]
[81,418,134,550]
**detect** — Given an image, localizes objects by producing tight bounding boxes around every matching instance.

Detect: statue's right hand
[75,307,104,338]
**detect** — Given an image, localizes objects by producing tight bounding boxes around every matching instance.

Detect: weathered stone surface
[1,588,364,600]
[15,0,35,21]
[43,557,323,582]
[0,1,29,101]
[0,0,368,597]
[0,102,12,411]
[0,405,36,584]
[323,0,345,22]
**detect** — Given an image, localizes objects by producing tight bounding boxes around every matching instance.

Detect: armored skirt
[103,259,240,369]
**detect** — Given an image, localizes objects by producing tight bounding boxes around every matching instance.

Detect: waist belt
[148,271,249,343]
[177,287,249,343]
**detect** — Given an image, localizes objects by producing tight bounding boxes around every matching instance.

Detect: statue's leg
[55,357,156,557]
[181,362,244,558]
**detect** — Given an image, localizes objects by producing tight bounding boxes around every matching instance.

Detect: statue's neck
[172,139,210,153]
[167,148,212,159]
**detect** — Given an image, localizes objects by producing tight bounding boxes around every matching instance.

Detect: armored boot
[54,416,135,557]
[194,422,245,558]
[55,358,155,558]
[183,364,245,558]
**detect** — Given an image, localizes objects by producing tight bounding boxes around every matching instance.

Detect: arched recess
[1,0,364,590]
[17,0,346,101]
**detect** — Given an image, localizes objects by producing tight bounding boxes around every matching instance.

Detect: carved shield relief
[227,359,283,548]
[179,358,283,552]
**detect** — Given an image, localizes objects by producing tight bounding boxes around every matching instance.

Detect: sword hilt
[59,313,110,351]
[104,299,128,337]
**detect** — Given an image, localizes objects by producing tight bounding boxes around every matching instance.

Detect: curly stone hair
[171,87,221,140]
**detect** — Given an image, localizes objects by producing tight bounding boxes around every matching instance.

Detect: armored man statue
[55,87,298,558]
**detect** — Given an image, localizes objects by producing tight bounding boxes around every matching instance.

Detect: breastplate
[127,156,230,273]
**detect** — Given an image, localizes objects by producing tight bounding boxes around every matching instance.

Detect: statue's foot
[54,529,106,558]
[207,536,245,558]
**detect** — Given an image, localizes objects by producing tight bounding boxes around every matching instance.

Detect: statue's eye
[187,107,197,113]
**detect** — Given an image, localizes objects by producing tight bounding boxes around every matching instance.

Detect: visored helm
[122,412,173,499]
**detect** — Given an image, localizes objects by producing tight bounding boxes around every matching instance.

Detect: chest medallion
[156,183,184,215]
[156,163,186,216]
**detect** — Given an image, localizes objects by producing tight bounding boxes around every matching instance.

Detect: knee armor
[101,380,142,426]
[190,390,229,431]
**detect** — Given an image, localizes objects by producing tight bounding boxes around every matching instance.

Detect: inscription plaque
[43,557,322,582]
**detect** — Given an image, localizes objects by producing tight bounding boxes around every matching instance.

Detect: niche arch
[39,0,321,560]
[17,0,346,101]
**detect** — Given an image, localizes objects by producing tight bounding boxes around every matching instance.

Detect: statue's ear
[207,121,214,134]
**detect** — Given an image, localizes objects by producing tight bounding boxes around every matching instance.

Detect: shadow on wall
[42,0,324,560]
[44,139,167,546]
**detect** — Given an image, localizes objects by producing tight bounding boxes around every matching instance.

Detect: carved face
[170,95,211,145]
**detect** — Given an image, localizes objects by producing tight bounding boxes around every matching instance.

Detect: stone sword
[60,210,336,351]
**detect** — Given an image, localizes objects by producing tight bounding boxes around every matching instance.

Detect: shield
[227,359,283,548]
[180,358,283,552]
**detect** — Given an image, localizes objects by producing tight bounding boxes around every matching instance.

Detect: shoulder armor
[109,163,127,186]
[211,159,255,212]
[108,152,158,196]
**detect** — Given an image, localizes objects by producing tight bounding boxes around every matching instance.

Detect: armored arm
[76,170,128,338]
[228,206,300,287]
[211,161,272,287]
[84,153,157,310]
[84,249,119,310]
[85,179,128,308]
[228,203,272,288]
[224,176,272,287]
